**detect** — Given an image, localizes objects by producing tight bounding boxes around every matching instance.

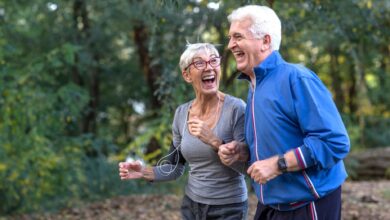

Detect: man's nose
[228,38,236,50]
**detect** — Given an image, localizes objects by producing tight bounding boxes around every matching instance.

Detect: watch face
[278,155,287,172]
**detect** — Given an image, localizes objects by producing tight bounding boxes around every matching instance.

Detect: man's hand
[218,141,248,166]
[247,156,281,184]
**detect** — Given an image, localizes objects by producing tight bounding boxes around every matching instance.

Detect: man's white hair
[179,43,219,71]
[228,5,281,51]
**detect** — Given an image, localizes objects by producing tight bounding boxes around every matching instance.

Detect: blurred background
[0,0,389,217]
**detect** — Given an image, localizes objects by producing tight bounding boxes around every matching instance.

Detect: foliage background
[0,0,389,215]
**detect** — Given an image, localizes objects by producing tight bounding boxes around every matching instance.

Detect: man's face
[228,18,263,75]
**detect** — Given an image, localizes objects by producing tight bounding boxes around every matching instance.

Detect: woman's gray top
[153,95,248,205]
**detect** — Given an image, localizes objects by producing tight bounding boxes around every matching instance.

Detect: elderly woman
[119,43,248,220]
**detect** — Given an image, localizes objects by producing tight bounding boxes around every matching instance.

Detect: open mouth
[233,51,245,58]
[202,75,216,88]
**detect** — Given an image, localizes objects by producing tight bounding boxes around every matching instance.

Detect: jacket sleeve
[292,75,350,170]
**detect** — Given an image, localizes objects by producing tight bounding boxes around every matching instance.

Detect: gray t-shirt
[153,95,248,205]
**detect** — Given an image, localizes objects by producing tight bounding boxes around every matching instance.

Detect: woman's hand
[187,116,221,150]
[118,161,144,180]
[218,141,249,165]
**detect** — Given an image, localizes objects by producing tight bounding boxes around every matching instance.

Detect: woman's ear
[182,70,192,83]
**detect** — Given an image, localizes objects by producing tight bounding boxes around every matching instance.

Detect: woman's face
[183,51,221,96]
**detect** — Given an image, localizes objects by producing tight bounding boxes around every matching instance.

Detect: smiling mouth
[233,51,245,59]
[202,75,216,87]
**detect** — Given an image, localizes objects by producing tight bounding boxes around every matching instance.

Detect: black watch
[277,154,287,173]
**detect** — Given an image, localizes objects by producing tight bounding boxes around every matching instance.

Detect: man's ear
[261,35,271,51]
[182,70,192,83]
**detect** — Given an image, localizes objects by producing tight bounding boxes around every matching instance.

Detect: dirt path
[9,181,390,220]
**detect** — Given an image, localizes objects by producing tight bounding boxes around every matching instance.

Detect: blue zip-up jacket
[239,51,350,211]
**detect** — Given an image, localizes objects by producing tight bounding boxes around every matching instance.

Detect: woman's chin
[200,87,218,95]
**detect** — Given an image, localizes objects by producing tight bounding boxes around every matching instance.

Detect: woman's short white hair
[228,5,281,51]
[179,43,219,71]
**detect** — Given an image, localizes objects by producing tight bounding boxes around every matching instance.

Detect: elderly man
[218,5,350,220]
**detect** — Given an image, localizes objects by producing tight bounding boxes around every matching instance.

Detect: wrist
[210,138,224,152]
[237,142,249,162]
[277,154,288,173]
[141,167,155,181]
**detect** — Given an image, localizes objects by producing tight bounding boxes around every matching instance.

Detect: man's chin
[236,65,245,73]
[235,60,246,69]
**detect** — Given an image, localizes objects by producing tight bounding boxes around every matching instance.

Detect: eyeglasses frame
[185,56,222,71]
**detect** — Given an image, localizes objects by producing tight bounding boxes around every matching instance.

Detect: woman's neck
[188,91,225,130]
[192,92,221,116]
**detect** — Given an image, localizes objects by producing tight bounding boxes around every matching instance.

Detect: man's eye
[232,34,243,41]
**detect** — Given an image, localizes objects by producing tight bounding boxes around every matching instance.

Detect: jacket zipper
[250,76,264,204]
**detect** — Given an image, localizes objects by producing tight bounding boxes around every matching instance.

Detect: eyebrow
[192,57,203,61]
[228,32,242,37]
[192,55,218,60]
[232,33,243,37]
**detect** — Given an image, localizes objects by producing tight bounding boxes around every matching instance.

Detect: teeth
[202,75,215,80]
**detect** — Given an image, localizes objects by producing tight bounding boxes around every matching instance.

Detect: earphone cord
[156,95,220,176]
[156,101,191,176]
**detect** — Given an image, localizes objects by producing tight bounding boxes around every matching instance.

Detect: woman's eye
[195,61,205,66]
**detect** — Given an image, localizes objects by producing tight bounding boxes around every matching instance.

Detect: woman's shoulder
[224,94,246,109]
[174,100,192,116]
[222,94,246,118]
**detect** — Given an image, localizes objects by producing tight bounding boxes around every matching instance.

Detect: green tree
[0,0,389,215]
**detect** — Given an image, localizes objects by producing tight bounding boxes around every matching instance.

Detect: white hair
[228,5,281,51]
[179,43,219,71]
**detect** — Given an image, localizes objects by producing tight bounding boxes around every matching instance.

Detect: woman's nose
[204,61,213,70]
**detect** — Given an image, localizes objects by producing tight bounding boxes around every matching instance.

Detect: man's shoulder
[277,62,318,81]
[278,61,309,73]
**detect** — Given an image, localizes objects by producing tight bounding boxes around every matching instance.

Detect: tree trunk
[266,0,275,8]
[73,0,100,134]
[72,0,85,134]
[329,47,345,111]
[348,44,371,147]
[214,21,230,87]
[133,23,162,110]
[377,45,390,114]
[348,62,358,116]
[132,22,163,159]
